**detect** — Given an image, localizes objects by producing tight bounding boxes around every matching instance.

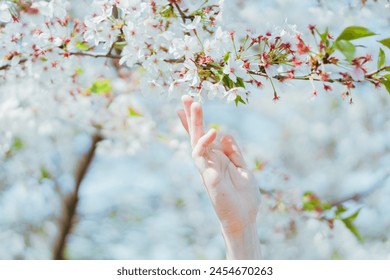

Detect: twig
[173,2,192,23]
[69,51,121,59]
[52,133,103,260]
[1,50,388,87]
[0,58,27,71]
[365,65,390,78]
[330,172,390,207]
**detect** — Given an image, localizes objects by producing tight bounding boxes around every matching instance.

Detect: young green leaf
[89,79,112,94]
[379,38,390,49]
[223,51,230,63]
[11,137,24,151]
[341,209,362,242]
[316,27,329,47]
[382,80,390,94]
[334,40,356,62]
[128,107,142,117]
[336,26,376,41]
[40,167,52,182]
[160,5,176,18]
[76,67,84,75]
[75,41,89,51]
[234,95,246,106]
[235,77,246,88]
[378,48,385,69]
[209,123,220,131]
[5,137,24,158]
[302,192,331,212]
[222,74,234,89]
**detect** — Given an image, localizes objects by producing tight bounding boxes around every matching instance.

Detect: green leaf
[378,48,386,69]
[379,38,390,49]
[341,209,362,242]
[334,40,356,62]
[335,204,347,217]
[302,192,319,211]
[208,62,222,69]
[113,41,127,51]
[223,52,230,63]
[160,5,176,18]
[316,27,329,47]
[128,107,142,117]
[255,159,264,171]
[382,80,390,94]
[209,123,220,131]
[40,167,52,182]
[331,250,341,260]
[89,79,112,94]
[175,198,185,209]
[302,192,332,212]
[336,26,376,41]
[75,41,89,51]
[76,67,84,75]
[234,95,246,106]
[222,74,234,89]
[12,137,24,151]
[235,77,245,88]
[5,137,24,158]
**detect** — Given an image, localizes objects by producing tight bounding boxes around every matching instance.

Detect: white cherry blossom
[223,57,247,83]
[0,1,11,23]
[224,87,248,103]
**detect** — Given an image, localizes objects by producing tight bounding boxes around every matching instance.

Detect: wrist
[221,222,261,260]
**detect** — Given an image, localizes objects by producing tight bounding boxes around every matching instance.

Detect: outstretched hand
[177,95,261,236]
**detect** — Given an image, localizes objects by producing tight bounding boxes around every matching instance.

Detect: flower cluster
[1,1,388,106]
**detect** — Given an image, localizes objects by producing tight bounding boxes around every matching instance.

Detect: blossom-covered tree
[0,0,389,259]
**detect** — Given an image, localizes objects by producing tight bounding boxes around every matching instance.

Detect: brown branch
[0,52,186,72]
[330,172,390,207]
[249,70,345,83]
[249,65,390,84]
[69,51,121,59]
[330,194,362,206]
[172,3,191,23]
[366,65,390,78]
[2,49,388,86]
[0,58,28,71]
[52,133,103,260]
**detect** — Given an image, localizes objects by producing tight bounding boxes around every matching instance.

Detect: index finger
[190,102,204,148]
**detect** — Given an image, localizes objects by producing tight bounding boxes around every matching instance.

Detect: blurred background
[1,0,390,259]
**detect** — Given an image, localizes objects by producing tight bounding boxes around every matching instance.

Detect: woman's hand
[177,95,261,259]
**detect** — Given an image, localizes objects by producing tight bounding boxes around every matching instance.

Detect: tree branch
[366,65,390,78]
[52,133,103,260]
[172,2,193,23]
[1,49,388,88]
[330,172,390,207]
[0,58,27,71]
[69,51,121,59]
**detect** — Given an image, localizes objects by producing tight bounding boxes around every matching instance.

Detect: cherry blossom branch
[330,172,390,207]
[365,65,390,78]
[52,133,103,260]
[69,51,121,59]
[248,70,344,83]
[250,69,389,84]
[0,52,186,72]
[0,58,27,71]
[70,51,186,64]
[172,2,193,23]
